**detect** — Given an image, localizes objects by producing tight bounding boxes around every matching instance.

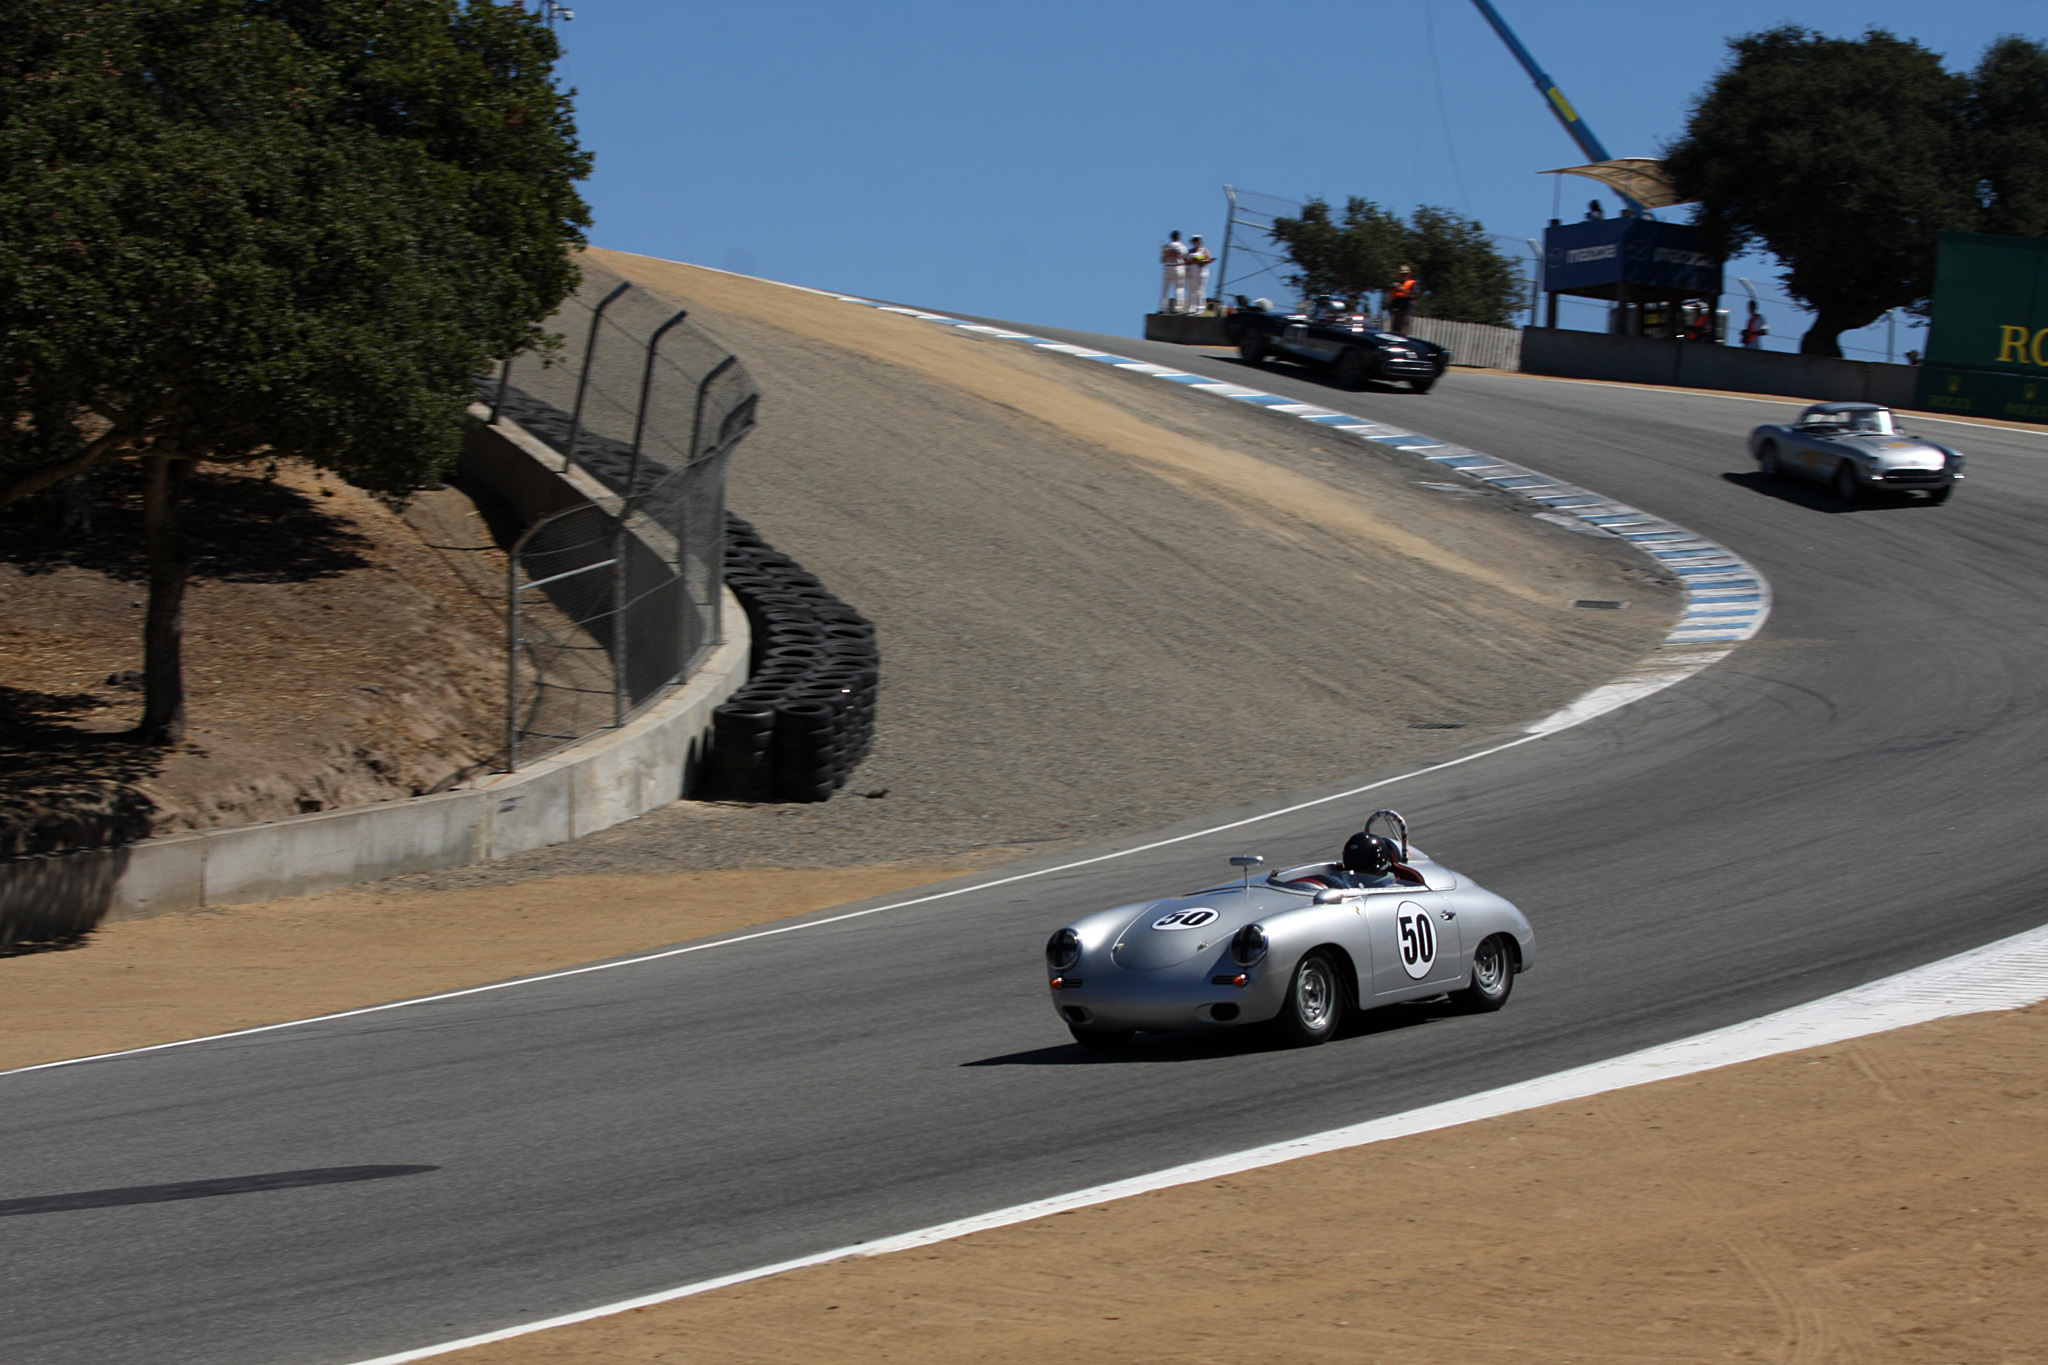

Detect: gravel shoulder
[391,250,1677,890]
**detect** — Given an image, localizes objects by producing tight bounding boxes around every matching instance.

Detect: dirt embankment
[0,459,509,852]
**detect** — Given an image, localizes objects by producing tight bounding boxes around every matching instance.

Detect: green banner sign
[1925,231,2048,374]
[1914,363,2048,423]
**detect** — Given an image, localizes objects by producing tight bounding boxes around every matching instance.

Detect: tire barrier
[707,513,878,802]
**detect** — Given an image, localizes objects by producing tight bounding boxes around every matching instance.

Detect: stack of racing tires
[708,514,879,802]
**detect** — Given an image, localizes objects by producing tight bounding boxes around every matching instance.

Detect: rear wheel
[1758,440,1781,478]
[1274,950,1344,1046]
[1834,461,1861,505]
[1451,934,1516,1013]
[1335,347,1370,389]
[1067,1026,1133,1052]
[1238,333,1269,365]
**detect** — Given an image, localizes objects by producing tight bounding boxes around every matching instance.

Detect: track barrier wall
[1521,327,1918,408]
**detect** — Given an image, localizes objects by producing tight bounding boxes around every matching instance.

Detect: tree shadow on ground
[0,685,160,860]
[0,462,372,583]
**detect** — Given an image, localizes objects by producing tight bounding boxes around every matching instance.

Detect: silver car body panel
[1750,402,1961,493]
[1046,842,1535,1036]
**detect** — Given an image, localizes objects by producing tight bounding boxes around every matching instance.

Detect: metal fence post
[612,308,689,727]
[691,355,738,460]
[1216,184,1237,305]
[506,521,534,773]
[566,281,631,474]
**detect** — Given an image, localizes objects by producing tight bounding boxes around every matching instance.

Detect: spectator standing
[1741,300,1767,348]
[1585,199,1605,220]
[1159,231,1187,314]
[1387,265,1420,334]
[1184,235,1213,313]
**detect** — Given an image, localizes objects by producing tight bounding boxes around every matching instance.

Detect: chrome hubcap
[1473,939,1507,993]
[1296,960,1334,1028]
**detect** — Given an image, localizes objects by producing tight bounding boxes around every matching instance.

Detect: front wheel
[1068,1025,1133,1052]
[1274,950,1344,1046]
[1408,371,1438,394]
[1926,484,1954,505]
[1238,333,1268,365]
[1758,440,1781,479]
[1451,934,1516,1013]
[1833,461,1862,505]
[1335,346,1370,390]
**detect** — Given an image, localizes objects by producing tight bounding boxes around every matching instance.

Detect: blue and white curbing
[827,298,1771,733]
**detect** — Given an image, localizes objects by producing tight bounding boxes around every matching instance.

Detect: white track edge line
[342,918,2048,1365]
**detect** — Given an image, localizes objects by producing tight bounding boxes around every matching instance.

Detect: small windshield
[1803,407,1896,434]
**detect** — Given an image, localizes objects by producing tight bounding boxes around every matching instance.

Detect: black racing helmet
[1342,830,1395,878]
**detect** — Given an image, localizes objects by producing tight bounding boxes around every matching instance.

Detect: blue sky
[551,0,2046,360]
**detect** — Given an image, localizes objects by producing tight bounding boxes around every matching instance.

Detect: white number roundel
[1397,902,1437,979]
[1151,908,1218,931]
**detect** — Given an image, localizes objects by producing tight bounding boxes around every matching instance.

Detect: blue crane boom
[1466,0,1641,209]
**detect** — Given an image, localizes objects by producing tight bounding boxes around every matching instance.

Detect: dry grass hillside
[0,459,509,854]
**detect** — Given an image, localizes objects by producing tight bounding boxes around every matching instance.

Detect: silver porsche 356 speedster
[1044,812,1534,1050]
[1750,402,1963,504]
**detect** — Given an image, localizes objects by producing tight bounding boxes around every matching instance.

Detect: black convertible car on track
[1228,297,1449,393]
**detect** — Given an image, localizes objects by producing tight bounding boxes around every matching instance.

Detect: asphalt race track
[9,320,2048,1365]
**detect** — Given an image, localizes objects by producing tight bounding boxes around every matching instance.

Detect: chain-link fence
[482,260,758,769]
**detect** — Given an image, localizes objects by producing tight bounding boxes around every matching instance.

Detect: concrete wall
[1522,328,1918,408]
[0,411,751,927]
[1143,313,1233,346]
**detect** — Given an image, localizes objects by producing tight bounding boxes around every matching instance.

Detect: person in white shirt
[1185,236,1213,314]
[1159,232,1187,314]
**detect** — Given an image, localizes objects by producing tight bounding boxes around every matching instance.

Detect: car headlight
[1046,928,1082,972]
[1230,923,1268,967]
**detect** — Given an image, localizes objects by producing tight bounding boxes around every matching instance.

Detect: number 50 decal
[1397,902,1437,979]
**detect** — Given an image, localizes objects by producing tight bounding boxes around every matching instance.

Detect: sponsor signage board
[1913,364,2048,423]
[1542,218,1722,299]
[1918,231,2048,424]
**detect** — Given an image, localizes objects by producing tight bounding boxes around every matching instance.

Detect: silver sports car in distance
[1750,402,1962,504]
[1044,812,1534,1050]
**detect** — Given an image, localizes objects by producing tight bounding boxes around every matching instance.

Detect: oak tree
[1661,27,2038,357]
[1269,198,1521,326]
[0,0,590,743]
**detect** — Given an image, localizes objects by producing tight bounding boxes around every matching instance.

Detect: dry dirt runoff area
[406,1001,2048,1365]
